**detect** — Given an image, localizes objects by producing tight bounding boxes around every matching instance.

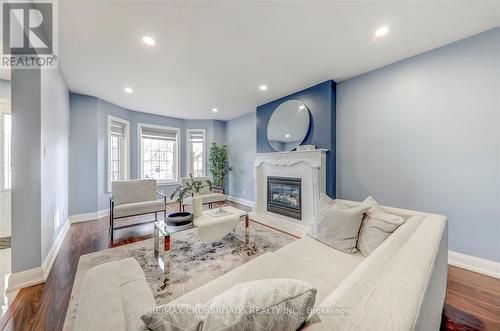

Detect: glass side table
[153,221,195,273]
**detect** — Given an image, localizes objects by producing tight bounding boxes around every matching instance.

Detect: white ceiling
[59,1,500,120]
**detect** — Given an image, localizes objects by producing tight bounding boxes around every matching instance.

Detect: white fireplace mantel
[251,149,328,237]
[253,149,328,169]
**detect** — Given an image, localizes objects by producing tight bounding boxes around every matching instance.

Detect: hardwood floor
[1,202,499,331]
[442,266,500,330]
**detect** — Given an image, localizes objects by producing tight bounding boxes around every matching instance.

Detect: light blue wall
[337,27,500,262]
[225,112,256,201]
[69,94,99,214]
[11,69,42,272]
[69,93,227,214]
[40,70,70,260]
[10,68,69,273]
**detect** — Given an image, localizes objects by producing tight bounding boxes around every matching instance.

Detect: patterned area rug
[0,237,11,250]
[64,221,295,330]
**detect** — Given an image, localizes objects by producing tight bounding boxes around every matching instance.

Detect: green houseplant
[170,173,212,205]
[208,143,232,190]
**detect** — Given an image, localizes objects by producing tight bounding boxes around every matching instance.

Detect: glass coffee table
[153,207,250,273]
[153,221,195,272]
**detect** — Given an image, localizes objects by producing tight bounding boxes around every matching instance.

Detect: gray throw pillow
[357,196,405,256]
[141,304,203,331]
[201,279,317,331]
[311,193,368,253]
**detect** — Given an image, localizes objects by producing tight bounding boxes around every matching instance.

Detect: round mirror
[267,100,310,152]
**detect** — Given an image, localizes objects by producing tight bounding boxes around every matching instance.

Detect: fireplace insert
[267,176,302,220]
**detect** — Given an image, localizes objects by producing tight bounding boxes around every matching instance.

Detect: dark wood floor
[1,201,499,331]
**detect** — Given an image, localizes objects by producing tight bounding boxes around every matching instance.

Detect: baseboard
[69,209,109,223]
[225,195,255,208]
[7,219,72,293]
[448,250,500,279]
[0,229,11,237]
[6,266,45,293]
[42,220,70,279]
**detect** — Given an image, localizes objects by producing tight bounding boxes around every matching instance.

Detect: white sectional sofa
[72,200,448,331]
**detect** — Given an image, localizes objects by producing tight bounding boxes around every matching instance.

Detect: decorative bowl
[166,212,194,226]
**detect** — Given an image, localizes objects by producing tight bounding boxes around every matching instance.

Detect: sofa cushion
[112,179,157,205]
[141,304,204,331]
[311,194,369,253]
[74,258,155,331]
[114,200,165,218]
[274,237,364,287]
[202,279,316,331]
[357,196,405,256]
[184,193,225,205]
[171,252,336,307]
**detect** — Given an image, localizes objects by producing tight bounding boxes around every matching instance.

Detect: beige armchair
[180,176,226,211]
[110,179,166,241]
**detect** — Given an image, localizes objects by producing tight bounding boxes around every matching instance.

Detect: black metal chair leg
[155,212,158,221]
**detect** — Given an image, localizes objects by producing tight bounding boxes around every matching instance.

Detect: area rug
[63,221,295,330]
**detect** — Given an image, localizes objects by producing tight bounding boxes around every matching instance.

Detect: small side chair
[110,179,166,241]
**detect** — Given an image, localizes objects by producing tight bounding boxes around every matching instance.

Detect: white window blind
[110,121,126,136]
[141,127,177,141]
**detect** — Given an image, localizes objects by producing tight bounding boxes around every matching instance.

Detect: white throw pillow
[141,304,204,331]
[310,193,369,254]
[201,279,317,331]
[357,196,405,256]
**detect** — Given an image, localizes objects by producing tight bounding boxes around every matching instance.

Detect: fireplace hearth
[267,176,302,220]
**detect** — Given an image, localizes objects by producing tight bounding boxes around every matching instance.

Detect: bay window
[138,124,180,184]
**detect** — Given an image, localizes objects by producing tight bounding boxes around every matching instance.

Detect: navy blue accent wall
[256,80,337,197]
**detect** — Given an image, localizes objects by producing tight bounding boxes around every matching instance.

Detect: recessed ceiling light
[285,134,290,138]
[374,26,389,38]
[259,85,268,91]
[212,108,218,113]
[142,36,155,46]
[124,87,133,94]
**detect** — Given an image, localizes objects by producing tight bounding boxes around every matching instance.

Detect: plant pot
[166,212,194,226]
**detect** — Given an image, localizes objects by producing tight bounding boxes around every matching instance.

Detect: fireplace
[267,176,302,220]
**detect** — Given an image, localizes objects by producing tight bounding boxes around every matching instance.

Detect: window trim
[186,128,206,177]
[137,123,181,186]
[107,115,130,192]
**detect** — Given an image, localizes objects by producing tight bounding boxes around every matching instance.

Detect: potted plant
[170,173,212,204]
[168,174,212,224]
[208,143,232,191]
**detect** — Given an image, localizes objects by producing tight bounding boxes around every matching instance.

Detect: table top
[155,206,248,236]
[203,206,248,218]
[154,220,195,236]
